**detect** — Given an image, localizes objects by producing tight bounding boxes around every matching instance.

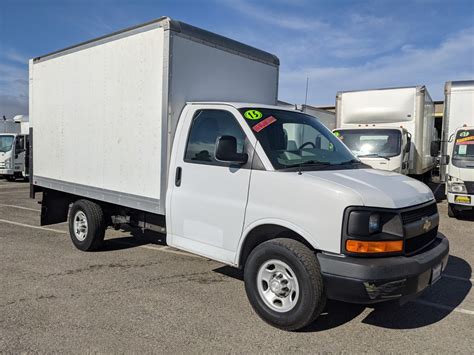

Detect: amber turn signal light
[346,240,403,254]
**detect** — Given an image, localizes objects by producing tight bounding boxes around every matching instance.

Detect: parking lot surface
[1,179,473,353]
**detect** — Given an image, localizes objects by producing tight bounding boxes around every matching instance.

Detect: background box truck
[436,80,474,217]
[30,17,448,331]
[334,86,436,177]
[0,115,30,181]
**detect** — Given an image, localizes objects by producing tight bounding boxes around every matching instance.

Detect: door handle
[175,166,182,187]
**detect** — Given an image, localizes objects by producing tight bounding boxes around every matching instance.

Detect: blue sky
[1,0,473,117]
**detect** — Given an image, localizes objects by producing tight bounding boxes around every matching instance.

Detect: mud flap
[40,189,71,226]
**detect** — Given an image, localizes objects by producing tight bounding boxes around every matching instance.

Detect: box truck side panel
[32,27,165,208]
[338,88,416,125]
[416,89,435,174]
[168,33,278,135]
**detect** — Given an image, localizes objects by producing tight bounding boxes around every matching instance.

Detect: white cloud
[280,27,474,105]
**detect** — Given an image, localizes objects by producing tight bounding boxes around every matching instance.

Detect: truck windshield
[453,129,474,168]
[239,108,358,170]
[332,129,402,159]
[0,135,14,153]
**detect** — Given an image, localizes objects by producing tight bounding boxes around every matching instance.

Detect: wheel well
[238,224,315,268]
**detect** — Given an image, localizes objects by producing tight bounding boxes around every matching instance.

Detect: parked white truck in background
[334,87,436,177]
[277,101,336,130]
[30,17,448,330]
[435,80,474,217]
[0,115,30,181]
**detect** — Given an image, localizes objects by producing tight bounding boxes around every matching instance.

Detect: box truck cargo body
[438,81,474,217]
[300,104,336,130]
[30,18,448,331]
[334,87,436,176]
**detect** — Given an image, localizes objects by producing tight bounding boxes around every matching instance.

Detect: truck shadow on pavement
[216,255,472,332]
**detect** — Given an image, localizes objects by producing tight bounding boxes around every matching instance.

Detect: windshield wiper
[357,153,390,161]
[335,159,362,166]
[285,160,332,170]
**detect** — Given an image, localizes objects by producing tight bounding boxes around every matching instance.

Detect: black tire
[244,238,326,331]
[6,175,15,182]
[448,203,458,218]
[68,199,106,251]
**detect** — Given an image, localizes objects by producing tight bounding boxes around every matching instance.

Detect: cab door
[14,135,26,173]
[167,106,255,264]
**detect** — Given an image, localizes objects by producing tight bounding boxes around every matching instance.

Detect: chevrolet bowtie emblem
[422,217,432,232]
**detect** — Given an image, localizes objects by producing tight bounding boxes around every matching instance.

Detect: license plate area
[431,263,442,285]
[454,195,471,204]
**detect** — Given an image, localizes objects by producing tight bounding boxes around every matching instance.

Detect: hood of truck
[449,164,474,182]
[303,168,433,209]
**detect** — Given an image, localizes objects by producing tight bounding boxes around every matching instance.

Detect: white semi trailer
[334,87,436,177]
[0,115,30,181]
[435,80,474,217]
[30,17,448,330]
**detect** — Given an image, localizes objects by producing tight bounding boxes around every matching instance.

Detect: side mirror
[440,155,450,165]
[430,141,440,157]
[405,139,411,153]
[215,136,248,164]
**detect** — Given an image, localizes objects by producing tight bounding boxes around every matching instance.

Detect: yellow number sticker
[244,110,263,120]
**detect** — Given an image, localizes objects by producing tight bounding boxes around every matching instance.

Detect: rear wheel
[244,238,326,331]
[68,199,106,251]
[448,203,458,218]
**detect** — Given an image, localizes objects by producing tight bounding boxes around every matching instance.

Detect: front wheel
[68,199,106,251]
[244,238,326,331]
[448,203,458,218]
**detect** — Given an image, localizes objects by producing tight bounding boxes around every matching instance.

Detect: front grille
[405,227,438,255]
[401,203,437,224]
[465,181,474,194]
[0,162,5,168]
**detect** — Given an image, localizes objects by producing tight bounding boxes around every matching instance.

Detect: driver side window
[184,109,246,166]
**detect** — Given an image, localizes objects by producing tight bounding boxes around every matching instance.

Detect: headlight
[4,158,11,168]
[447,178,467,194]
[368,214,381,234]
[344,209,404,255]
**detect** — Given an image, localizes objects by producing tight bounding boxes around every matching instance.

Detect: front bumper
[447,192,474,207]
[317,234,449,304]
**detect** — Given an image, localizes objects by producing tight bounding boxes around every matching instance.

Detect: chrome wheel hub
[73,211,88,241]
[257,260,299,312]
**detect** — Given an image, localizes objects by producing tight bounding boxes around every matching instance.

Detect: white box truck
[435,80,474,217]
[0,115,30,181]
[30,17,448,330]
[334,87,436,177]
[277,102,336,130]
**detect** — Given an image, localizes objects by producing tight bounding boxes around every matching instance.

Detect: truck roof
[445,80,474,93]
[32,16,279,66]
[337,85,426,96]
[187,102,300,112]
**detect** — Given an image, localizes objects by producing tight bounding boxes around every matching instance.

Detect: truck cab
[444,126,474,216]
[333,126,411,174]
[0,133,29,181]
[436,81,474,217]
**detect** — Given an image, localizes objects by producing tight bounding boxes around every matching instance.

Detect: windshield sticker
[333,131,343,140]
[459,131,470,137]
[456,135,474,144]
[244,110,263,120]
[252,116,276,132]
[458,145,467,155]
